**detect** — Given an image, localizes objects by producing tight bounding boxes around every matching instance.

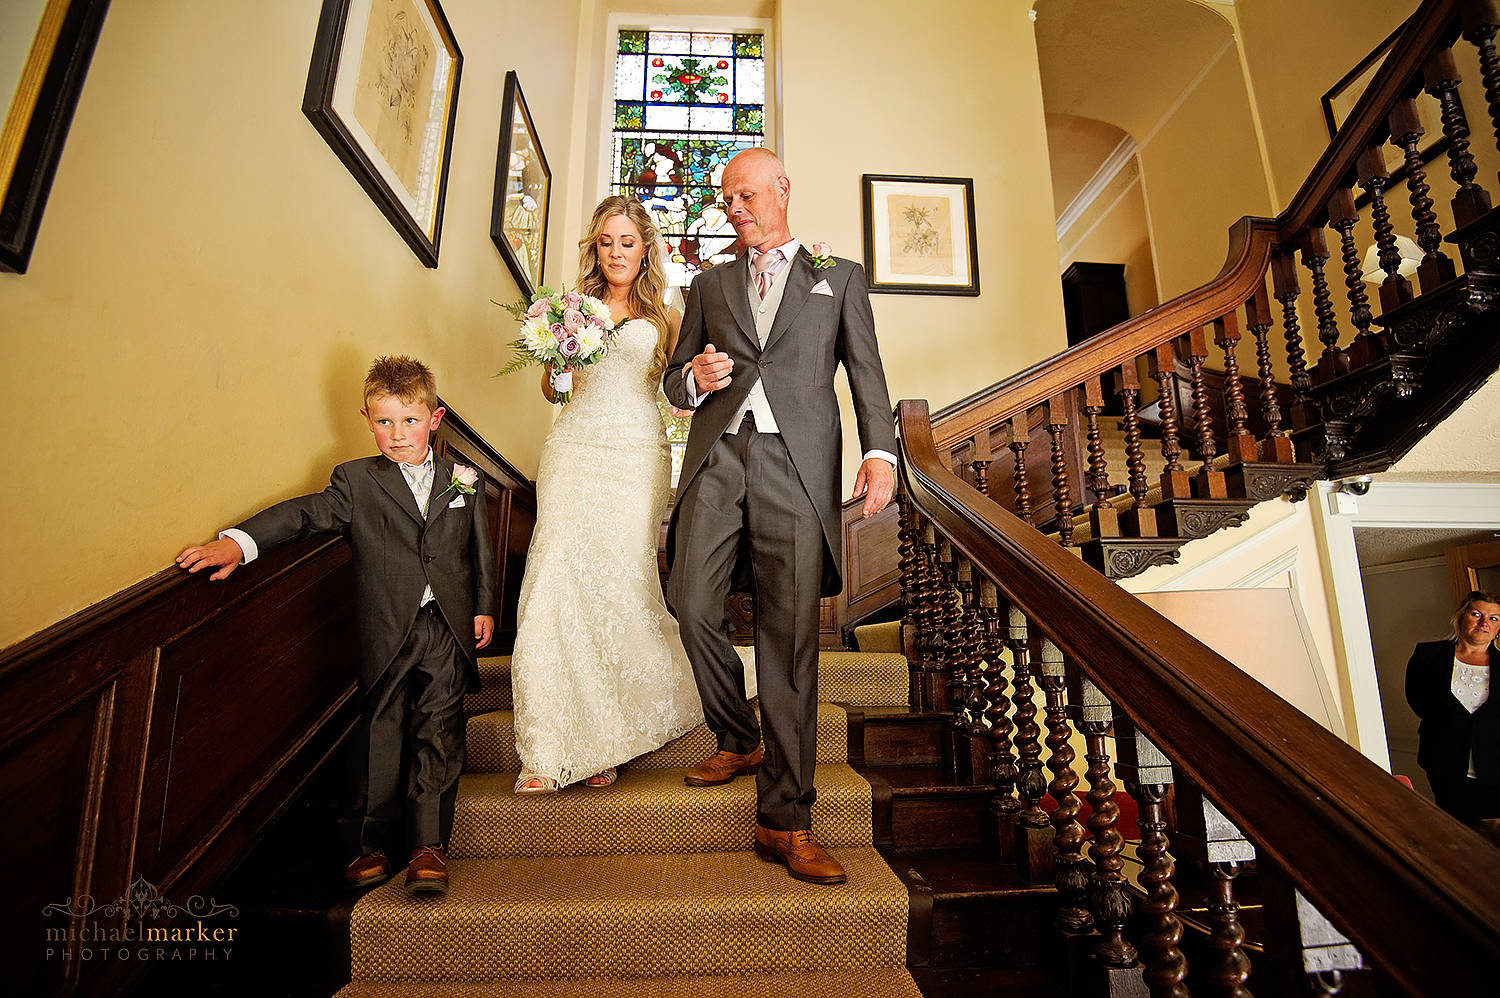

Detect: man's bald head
[720,147,792,252]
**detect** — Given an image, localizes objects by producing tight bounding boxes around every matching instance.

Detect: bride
[509,196,706,793]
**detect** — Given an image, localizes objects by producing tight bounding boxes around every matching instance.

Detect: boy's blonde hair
[365,355,439,410]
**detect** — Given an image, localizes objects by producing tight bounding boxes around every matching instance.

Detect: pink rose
[527,299,549,318]
[812,242,832,258]
[560,334,581,357]
[564,291,583,308]
[551,322,567,342]
[563,307,586,333]
[453,465,478,488]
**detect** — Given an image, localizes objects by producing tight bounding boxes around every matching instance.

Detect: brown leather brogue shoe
[684,746,763,787]
[345,852,391,890]
[405,845,449,896]
[753,824,847,885]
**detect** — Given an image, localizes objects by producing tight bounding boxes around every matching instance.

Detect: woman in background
[1406,589,1500,844]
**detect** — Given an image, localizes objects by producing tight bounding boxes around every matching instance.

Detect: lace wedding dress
[510,318,705,786]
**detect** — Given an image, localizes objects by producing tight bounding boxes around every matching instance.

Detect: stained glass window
[612,29,766,285]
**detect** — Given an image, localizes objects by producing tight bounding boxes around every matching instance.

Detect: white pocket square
[810,280,833,296]
[448,496,466,508]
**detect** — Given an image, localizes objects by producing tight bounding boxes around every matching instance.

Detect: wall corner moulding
[302,0,463,268]
[0,0,112,274]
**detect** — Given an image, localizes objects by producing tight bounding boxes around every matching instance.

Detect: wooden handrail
[1278,0,1463,243]
[898,398,1500,995]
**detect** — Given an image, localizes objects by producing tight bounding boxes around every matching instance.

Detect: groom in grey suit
[663,148,896,884]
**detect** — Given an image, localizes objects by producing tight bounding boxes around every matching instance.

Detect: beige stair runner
[338,651,920,996]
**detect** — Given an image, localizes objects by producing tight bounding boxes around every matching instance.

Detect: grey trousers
[669,424,824,830]
[339,602,468,858]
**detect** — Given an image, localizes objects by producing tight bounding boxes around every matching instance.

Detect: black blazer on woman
[1405,639,1500,785]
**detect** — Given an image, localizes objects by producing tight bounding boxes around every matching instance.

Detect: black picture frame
[302,0,463,268]
[490,71,551,299]
[861,174,979,296]
[0,0,112,274]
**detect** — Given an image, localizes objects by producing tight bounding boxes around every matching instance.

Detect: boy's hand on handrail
[177,537,245,581]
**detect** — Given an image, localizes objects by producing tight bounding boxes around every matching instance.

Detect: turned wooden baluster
[1008,606,1051,884]
[1082,375,1120,540]
[1464,0,1500,185]
[1116,361,1158,538]
[960,559,991,741]
[982,582,1020,858]
[1175,788,1255,998]
[948,556,984,746]
[1036,639,1088,931]
[1245,277,1294,462]
[1260,866,1365,998]
[896,493,919,667]
[1072,675,1134,967]
[1389,97,1457,294]
[1046,395,1075,545]
[1425,46,1493,227]
[1009,412,1034,523]
[1149,343,1191,502]
[912,519,946,709]
[1270,250,1311,395]
[1214,309,1258,466]
[1116,716,1188,998]
[1356,146,1413,327]
[1325,186,1374,347]
[937,538,964,727]
[1184,326,1227,499]
[1301,226,1349,383]
[970,431,992,500]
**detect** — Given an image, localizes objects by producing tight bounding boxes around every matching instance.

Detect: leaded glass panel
[613,27,765,283]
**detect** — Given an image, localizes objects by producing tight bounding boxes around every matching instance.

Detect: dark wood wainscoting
[2,403,536,998]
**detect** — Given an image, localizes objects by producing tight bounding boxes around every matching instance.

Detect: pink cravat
[753,249,783,299]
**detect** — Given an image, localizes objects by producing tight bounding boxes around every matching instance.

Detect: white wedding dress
[509,317,706,786]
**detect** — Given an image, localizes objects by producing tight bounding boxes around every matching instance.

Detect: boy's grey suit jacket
[662,247,897,598]
[236,454,498,697]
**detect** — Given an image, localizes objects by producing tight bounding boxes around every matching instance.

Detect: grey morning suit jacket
[237,454,498,699]
[662,246,897,598]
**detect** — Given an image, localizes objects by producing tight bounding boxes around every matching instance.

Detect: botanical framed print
[861,174,979,296]
[1,0,111,274]
[490,71,551,299]
[302,0,462,268]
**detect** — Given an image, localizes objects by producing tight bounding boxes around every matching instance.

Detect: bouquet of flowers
[495,287,620,404]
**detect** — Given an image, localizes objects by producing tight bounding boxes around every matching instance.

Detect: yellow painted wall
[778,0,1067,477]
[0,0,582,647]
[1058,161,1160,317]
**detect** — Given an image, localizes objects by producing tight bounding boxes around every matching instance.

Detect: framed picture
[1322,20,1445,178]
[1,0,112,274]
[490,71,550,299]
[302,0,462,268]
[861,174,979,296]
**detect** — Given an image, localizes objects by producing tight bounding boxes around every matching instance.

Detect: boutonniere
[808,242,836,270]
[433,464,479,503]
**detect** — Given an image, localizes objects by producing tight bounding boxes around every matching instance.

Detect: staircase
[332,650,928,997]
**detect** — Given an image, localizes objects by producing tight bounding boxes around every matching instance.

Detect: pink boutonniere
[808,242,835,270]
[434,464,479,503]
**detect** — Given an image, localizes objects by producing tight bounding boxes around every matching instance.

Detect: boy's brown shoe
[684,746,763,786]
[345,852,391,889]
[753,824,847,885]
[405,845,449,896]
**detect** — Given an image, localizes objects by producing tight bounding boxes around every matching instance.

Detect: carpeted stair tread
[466,703,850,775]
[467,649,911,715]
[335,968,923,997]
[852,620,901,653]
[451,763,872,857]
[348,847,907,982]
[466,655,513,712]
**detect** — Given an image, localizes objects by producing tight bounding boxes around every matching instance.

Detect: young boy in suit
[178,355,496,896]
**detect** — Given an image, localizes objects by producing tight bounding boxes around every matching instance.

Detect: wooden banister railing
[899,399,1500,995]
[919,0,1500,582]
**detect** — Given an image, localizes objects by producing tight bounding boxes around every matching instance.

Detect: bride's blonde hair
[577,196,674,381]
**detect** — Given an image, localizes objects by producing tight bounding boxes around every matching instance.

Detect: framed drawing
[1,0,112,274]
[303,0,462,268]
[1321,20,1444,177]
[490,71,550,298]
[861,174,979,296]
